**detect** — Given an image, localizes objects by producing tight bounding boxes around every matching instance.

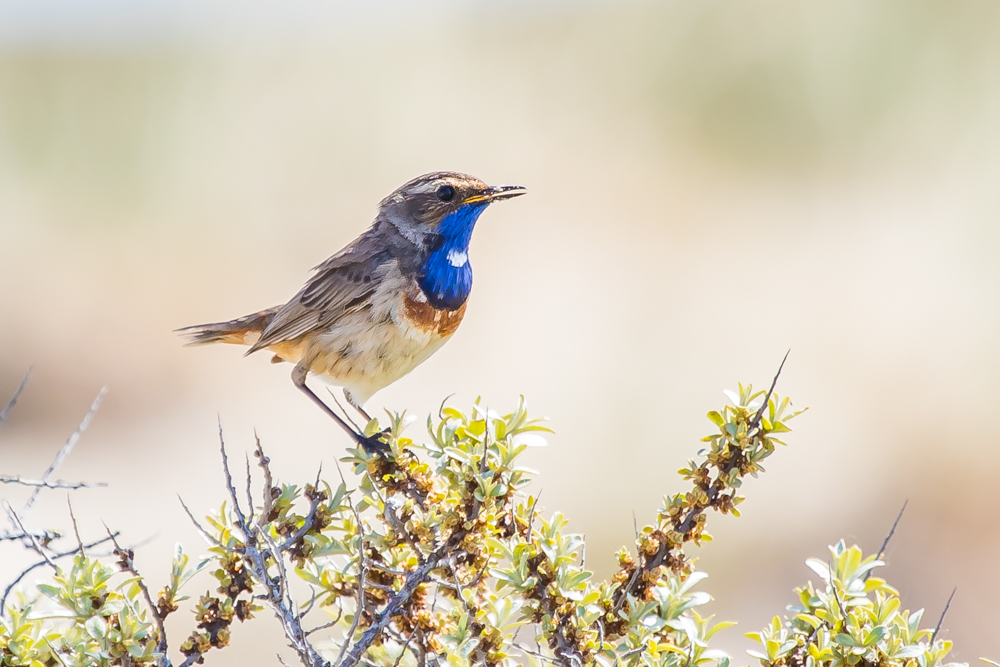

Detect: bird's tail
[176,308,277,347]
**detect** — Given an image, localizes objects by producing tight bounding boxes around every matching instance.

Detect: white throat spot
[446,249,468,268]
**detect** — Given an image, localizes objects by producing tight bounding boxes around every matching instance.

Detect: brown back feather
[246,232,394,355]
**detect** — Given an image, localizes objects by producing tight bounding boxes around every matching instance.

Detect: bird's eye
[436,185,455,202]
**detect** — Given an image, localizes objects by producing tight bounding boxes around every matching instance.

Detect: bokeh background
[2,0,999,661]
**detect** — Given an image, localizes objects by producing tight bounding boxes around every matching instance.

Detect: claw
[357,431,390,455]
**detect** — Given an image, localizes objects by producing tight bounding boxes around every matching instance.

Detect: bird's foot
[356,429,391,455]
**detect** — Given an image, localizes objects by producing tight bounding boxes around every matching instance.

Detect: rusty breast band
[402,291,468,337]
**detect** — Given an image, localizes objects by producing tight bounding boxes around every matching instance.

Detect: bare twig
[67,496,84,555]
[280,496,321,553]
[306,605,344,636]
[3,502,56,570]
[254,431,276,527]
[526,492,541,539]
[298,586,319,620]
[620,646,646,660]
[383,495,423,560]
[245,455,256,526]
[335,505,370,666]
[43,638,68,667]
[829,561,848,626]
[466,560,490,589]
[865,500,908,582]
[749,349,790,433]
[218,418,248,530]
[23,386,107,517]
[177,495,225,548]
[447,555,476,615]
[514,643,565,665]
[335,553,367,666]
[391,628,418,667]
[333,456,348,487]
[0,369,31,427]
[0,527,61,544]
[876,500,907,561]
[280,464,325,553]
[0,475,107,491]
[329,389,361,432]
[931,587,957,643]
[102,523,169,659]
[438,394,456,421]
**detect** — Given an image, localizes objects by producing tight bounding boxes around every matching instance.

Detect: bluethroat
[178,172,526,452]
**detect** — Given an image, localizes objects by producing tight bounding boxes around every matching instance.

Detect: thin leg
[344,389,373,423]
[328,390,362,431]
[292,366,388,454]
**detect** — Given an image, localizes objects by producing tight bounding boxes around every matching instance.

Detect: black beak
[485,184,527,202]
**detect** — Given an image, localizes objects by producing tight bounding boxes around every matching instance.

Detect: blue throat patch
[419,203,488,310]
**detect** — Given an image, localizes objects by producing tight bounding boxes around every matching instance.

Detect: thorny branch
[505,353,799,667]
[215,420,489,667]
[0,370,31,427]
[253,431,276,527]
[218,426,326,667]
[338,552,449,667]
[612,352,790,614]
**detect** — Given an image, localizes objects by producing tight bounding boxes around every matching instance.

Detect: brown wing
[246,235,392,354]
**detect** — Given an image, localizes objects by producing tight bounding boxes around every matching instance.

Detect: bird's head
[379,171,526,244]
[378,171,525,310]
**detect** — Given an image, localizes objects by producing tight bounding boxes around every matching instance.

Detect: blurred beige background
[2,0,999,661]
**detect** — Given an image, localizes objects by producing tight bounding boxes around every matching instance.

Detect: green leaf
[862,626,885,646]
[84,616,107,639]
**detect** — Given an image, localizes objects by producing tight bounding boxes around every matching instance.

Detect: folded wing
[247,236,392,355]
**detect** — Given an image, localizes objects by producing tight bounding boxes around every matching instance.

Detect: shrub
[0,373,970,667]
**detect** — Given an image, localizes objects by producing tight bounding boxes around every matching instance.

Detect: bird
[178,171,526,452]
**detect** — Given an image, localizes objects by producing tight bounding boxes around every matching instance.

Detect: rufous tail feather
[176,308,277,347]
